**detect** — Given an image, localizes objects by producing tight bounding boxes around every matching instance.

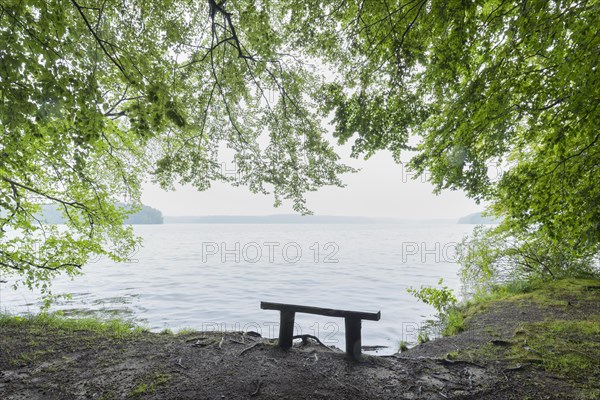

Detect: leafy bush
[407,279,464,337]
[417,332,430,344]
[458,225,600,295]
[407,278,457,315]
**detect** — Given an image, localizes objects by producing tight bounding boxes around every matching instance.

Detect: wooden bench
[260,301,381,359]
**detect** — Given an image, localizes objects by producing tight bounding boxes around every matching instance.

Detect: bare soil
[1,283,598,399]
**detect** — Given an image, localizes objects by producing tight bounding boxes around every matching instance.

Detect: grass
[467,278,599,307]
[443,278,600,335]
[129,373,172,397]
[511,320,600,378]
[398,341,409,352]
[441,308,466,336]
[455,320,600,380]
[417,332,430,344]
[176,327,198,335]
[444,278,600,384]
[0,312,149,338]
[10,349,55,366]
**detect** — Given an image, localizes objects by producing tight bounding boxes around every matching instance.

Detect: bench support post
[278,310,295,349]
[261,301,379,358]
[345,317,362,359]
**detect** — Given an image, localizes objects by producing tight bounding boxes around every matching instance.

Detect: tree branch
[1,176,90,212]
[71,0,130,81]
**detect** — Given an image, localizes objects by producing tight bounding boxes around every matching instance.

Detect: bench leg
[345,317,362,359]
[278,310,295,349]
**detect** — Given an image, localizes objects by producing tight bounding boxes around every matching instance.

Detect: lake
[0,223,476,355]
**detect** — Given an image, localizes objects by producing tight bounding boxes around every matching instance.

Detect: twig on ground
[186,336,209,343]
[464,367,473,388]
[175,357,187,369]
[238,342,260,356]
[412,356,485,369]
[292,334,333,351]
[250,379,262,396]
[504,363,528,371]
[342,380,361,393]
[561,347,597,360]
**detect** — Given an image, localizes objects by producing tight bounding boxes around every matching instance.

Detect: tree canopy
[1,0,598,292]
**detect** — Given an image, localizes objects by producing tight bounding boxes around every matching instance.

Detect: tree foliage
[458,225,599,294]
[407,278,457,316]
[0,0,352,292]
[1,0,598,291]
[311,0,600,281]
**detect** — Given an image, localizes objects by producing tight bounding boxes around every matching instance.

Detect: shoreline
[1,279,598,399]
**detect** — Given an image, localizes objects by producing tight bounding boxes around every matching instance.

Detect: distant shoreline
[163,215,459,224]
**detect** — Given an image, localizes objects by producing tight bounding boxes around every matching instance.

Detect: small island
[38,204,164,225]
[457,212,500,225]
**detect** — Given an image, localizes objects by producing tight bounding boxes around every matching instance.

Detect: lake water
[0,223,476,355]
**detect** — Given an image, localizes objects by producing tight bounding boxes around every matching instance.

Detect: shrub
[407,279,464,337]
[458,225,600,295]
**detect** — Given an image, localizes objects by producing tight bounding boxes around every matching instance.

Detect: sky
[141,144,486,220]
[138,45,486,220]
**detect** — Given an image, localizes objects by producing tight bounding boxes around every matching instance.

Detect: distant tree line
[38,204,163,225]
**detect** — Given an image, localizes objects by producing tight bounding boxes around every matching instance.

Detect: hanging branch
[71,0,130,81]
[208,0,255,61]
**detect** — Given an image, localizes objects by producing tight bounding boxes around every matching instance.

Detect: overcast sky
[141,143,486,219]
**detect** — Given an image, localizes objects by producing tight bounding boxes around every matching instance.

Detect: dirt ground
[1,282,598,399]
